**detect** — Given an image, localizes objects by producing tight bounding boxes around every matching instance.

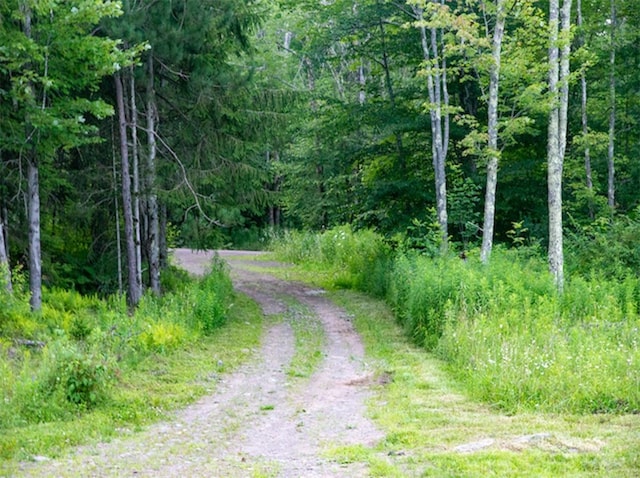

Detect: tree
[410,0,451,250]
[1,0,135,310]
[606,0,616,212]
[547,0,573,291]
[0,219,10,292]
[480,0,506,264]
[115,71,142,307]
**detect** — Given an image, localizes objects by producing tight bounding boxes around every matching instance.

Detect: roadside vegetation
[270,225,640,475]
[0,257,262,471]
[271,225,640,415]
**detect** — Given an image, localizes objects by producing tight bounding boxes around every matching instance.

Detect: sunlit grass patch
[331,289,640,478]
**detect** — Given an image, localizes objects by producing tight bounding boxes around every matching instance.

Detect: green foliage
[566,212,640,280]
[271,225,390,295]
[0,292,262,469]
[193,257,234,334]
[0,262,234,447]
[60,353,111,407]
[273,226,640,414]
[387,249,640,413]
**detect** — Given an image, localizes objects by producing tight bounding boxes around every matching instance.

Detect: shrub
[61,354,110,407]
[193,257,233,334]
[139,322,188,352]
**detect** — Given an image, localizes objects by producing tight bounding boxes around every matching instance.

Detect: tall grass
[271,228,640,414]
[389,249,640,413]
[0,257,234,441]
[271,225,390,295]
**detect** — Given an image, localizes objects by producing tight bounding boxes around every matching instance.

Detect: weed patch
[0,259,259,470]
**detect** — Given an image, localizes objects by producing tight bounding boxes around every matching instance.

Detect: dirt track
[19,249,383,477]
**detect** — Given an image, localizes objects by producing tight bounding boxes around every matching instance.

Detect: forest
[1,0,640,472]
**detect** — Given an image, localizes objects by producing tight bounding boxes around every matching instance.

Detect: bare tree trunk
[27,155,42,310]
[115,72,142,308]
[547,0,572,292]
[0,214,12,293]
[129,69,143,292]
[558,1,572,161]
[146,55,161,294]
[22,4,42,310]
[159,203,168,270]
[480,0,506,264]
[112,123,123,295]
[607,0,616,212]
[577,0,594,218]
[414,4,449,250]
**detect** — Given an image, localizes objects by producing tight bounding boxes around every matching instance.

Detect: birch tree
[480,0,506,264]
[547,0,573,291]
[411,0,450,250]
[607,0,616,212]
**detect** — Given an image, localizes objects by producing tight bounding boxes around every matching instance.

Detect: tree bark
[129,69,144,292]
[27,155,42,310]
[159,203,168,270]
[547,0,572,292]
[22,4,42,310]
[112,127,123,295]
[480,0,506,264]
[115,72,142,308]
[146,55,161,295]
[414,4,449,250]
[607,0,616,212]
[0,211,12,293]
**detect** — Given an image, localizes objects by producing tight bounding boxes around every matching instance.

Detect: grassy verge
[329,289,640,477]
[270,227,640,415]
[0,293,263,475]
[256,255,640,476]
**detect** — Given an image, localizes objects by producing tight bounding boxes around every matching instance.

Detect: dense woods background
[1,0,639,305]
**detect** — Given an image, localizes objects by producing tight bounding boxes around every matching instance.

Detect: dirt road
[20,249,383,477]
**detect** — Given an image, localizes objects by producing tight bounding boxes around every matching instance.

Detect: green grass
[329,289,640,477]
[270,228,640,415]
[282,300,325,379]
[0,293,263,474]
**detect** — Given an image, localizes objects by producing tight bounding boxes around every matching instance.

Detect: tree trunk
[0,213,12,293]
[414,4,449,250]
[27,155,42,310]
[22,5,42,310]
[159,203,168,270]
[607,0,616,212]
[115,72,142,308]
[480,0,506,264]
[146,55,161,294]
[129,69,144,292]
[547,0,572,292]
[112,127,123,295]
[577,0,594,218]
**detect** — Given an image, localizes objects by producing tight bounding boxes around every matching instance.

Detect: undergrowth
[270,226,640,414]
[0,256,244,464]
